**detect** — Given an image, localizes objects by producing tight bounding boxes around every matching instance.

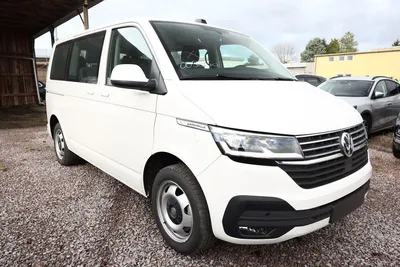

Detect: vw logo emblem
[340,132,354,157]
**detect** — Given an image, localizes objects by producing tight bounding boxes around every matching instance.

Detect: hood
[335,96,369,107]
[178,81,362,135]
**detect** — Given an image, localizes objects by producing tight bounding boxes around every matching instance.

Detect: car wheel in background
[393,144,400,158]
[362,114,371,137]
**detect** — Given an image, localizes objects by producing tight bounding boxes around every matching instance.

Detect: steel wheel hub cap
[55,129,65,159]
[156,181,193,243]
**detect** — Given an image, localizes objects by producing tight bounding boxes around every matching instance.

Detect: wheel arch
[49,115,59,139]
[143,152,196,197]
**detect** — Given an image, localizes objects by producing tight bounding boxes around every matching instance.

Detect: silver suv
[318,76,400,135]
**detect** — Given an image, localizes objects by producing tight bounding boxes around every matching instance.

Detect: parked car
[295,74,326,86]
[318,76,400,135]
[46,18,371,254]
[393,113,400,158]
[38,81,46,100]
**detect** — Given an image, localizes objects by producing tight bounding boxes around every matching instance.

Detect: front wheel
[362,114,371,138]
[151,164,215,254]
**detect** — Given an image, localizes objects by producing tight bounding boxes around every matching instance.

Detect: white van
[46,19,372,254]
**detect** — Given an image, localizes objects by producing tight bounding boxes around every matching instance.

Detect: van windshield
[150,21,295,81]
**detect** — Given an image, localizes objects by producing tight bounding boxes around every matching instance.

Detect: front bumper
[223,180,369,239]
[197,154,372,245]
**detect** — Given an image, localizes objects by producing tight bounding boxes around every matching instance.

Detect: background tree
[246,54,261,66]
[339,31,358,52]
[392,39,400,46]
[272,43,296,63]
[300,38,327,62]
[326,39,340,54]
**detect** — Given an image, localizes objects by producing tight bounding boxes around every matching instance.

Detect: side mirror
[373,91,385,99]
[110,64,156,91]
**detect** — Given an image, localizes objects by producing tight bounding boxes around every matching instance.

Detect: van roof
[53,18,247,46]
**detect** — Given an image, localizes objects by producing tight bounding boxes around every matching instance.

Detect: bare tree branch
[272,43,296,63]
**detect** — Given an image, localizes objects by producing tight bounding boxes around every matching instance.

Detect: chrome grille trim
[278,124,369,189]
[297,123,367,160]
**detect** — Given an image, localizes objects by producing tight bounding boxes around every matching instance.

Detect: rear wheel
[53,123,82,166]
[151,164,215,254]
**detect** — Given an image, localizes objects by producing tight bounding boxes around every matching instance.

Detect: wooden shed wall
[0,30,38,107]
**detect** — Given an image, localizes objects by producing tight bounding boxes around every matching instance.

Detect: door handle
[101,93,109,98]
[387,102,393,106]
[87,92,94,95]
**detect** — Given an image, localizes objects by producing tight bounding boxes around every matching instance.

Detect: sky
[35,0,400,61]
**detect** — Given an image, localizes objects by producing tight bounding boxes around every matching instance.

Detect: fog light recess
[238,226,276,237]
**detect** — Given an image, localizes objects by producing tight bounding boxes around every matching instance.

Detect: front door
[95,25,158,190]
[385,80,400,125]
[371,80,392,130]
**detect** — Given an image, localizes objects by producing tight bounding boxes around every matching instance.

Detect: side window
[385,80,400,96]
[220,44,268,69]
[107,27,153,84]
[374,81,388,97]
[50,42,70,80]
[67,31,105,84]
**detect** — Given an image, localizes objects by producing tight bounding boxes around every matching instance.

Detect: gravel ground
[1,126,399,266]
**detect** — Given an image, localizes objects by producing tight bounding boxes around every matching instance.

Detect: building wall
[0,30,38,107]
[315,48,400,80]
[283,62,315,75]
[36,58,49,82]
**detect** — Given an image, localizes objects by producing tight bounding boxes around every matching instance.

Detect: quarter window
[107,27,153,84]
[67,31,106,83]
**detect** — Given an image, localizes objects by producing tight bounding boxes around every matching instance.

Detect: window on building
[347,55,353,61]
[339,56,345,61]
[50,42,71,80]
[107,27,153,84]
[329,57,334,62]
[67,31,106,83]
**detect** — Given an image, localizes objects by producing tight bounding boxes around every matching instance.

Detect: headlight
[209,126,303,159]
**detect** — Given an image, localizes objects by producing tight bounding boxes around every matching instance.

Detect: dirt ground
[0,105,47,130]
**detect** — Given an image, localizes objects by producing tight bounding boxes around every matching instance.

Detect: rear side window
[67,31,106,84]
[50,42,70,80]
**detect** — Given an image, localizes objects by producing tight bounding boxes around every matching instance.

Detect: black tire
[151,164,215,254]
[393,144,400,159]
[362,114,371,138]
[53,123,82,166]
